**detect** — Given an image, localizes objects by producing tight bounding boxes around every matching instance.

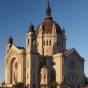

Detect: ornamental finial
[48,0,49,6]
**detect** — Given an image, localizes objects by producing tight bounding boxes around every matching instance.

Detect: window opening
[46,40,48,45]
[50,40,51,45]
[28,39,30,45]
[44,40,45,46]
[33,39,36,45]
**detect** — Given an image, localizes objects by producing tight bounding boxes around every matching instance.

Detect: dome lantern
[46,0,51,16]
[44,0,53,20]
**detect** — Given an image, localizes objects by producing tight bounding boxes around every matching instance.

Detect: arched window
[50,40,51,45]
[28,39,30,45]
[33,39,36,45]
[46,40,48,46]
[43,40,45,46]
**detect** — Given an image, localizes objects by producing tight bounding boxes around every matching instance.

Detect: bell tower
[6,36,13,54]
[26,23,38,53]
[26,23,38,88]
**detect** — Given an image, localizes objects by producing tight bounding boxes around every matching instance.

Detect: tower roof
[7,36,13,44]
[27,23,35,33]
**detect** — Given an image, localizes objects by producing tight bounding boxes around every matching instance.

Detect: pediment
[4,45,22,61]
[65,48,84,61]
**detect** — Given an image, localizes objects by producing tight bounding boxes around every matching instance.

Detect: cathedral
[4,1,85,88]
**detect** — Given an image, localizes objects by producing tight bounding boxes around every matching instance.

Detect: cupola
[27,23,35,33]
[7,36,13,44]
[44,0,53,20]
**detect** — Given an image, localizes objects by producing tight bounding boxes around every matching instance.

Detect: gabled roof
[16,46,25,49]
[4,45,25,61]
[63,47,84,61]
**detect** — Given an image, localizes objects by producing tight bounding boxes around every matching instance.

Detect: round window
[69,60,76,70]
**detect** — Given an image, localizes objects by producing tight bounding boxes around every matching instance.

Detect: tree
[51,81,58,88]
[59,82,67,88]
[47,81,58,88]
[12,82,26,88]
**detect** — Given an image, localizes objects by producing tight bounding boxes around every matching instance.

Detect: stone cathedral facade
[4,1,84,88]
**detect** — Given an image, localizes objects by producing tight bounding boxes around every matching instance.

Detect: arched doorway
[10,57,18,84]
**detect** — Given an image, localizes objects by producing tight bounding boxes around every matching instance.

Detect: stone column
[21,56,23,82]
[5,63,7,84]
[8,63,11,84]
[18,59,21,82]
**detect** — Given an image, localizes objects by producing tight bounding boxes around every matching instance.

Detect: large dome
[36,19,62,35]
[36,1,62,35]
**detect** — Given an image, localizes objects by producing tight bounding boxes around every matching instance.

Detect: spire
[48,0,49,6]
[44,0,53,20]
[46,0,51,16]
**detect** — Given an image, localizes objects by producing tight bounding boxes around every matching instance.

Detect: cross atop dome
[48,0,50,6]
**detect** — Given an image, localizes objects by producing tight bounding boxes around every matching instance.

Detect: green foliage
[12,82,26,88]
[47,81,58,88]
[59,82,67,87]
[51,81,58,88]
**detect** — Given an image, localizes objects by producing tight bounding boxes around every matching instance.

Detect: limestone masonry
[4,1,85,88]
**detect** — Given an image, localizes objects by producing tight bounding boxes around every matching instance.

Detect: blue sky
[0,0,88,82]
